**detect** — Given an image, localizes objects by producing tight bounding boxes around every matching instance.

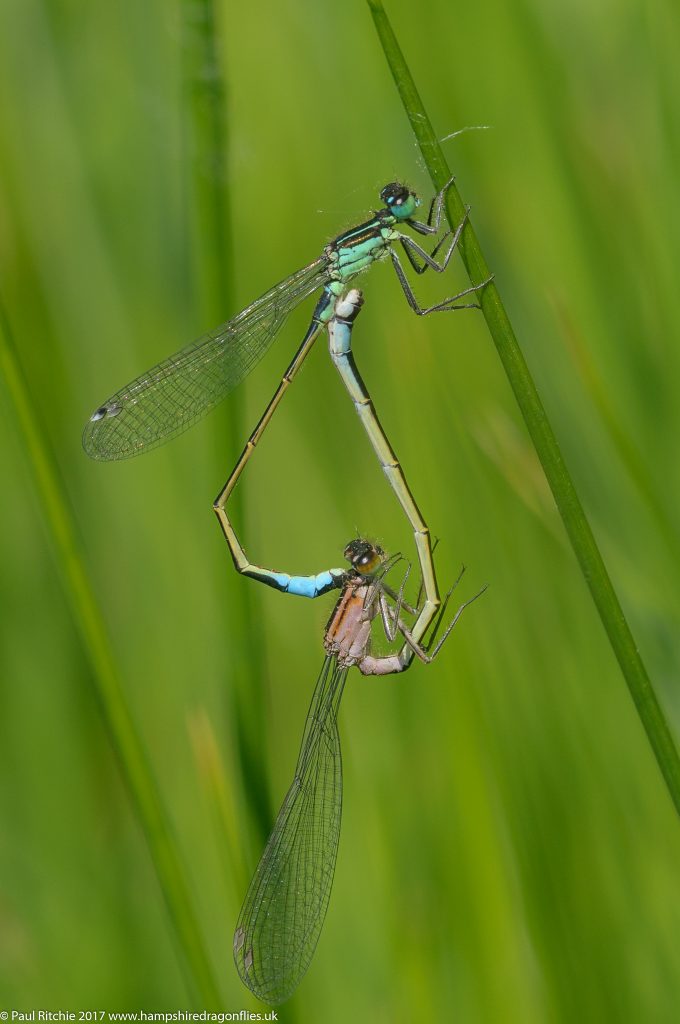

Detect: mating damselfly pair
[83,178,489,1004]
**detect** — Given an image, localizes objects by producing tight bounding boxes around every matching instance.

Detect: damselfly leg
[389,583,487,665]
[371,563,486,668]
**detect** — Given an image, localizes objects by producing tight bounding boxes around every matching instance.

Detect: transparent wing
[82,257,330,461]
[234,655,348,1006]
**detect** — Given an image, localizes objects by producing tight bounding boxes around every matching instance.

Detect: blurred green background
[1,0,680,1019]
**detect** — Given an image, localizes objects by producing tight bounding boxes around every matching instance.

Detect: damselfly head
[379,182,419,220]
[344,539,385,576]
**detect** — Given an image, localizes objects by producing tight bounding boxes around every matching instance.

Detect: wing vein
[83,257,330,460]
[233,655,348,1005]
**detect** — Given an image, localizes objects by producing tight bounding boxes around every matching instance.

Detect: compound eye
[380,181,409,207]
[343,539,385,574]
[343,541,358,563]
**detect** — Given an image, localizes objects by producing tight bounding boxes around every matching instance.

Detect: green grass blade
[181,0,232,321]
[181,0,273,845]
[367,0,680,817]
[0,297,221,1007]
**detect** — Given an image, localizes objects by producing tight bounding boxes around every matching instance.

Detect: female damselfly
[232,538,484,1004]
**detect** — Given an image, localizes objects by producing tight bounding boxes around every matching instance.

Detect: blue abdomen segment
[329,319,352,357]
[252,567,344,598]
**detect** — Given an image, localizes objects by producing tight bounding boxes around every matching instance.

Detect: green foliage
[1,0,679,1020]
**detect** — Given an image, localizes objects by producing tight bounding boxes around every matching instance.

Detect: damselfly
[83,178,491,462]
[233,538,485,1005]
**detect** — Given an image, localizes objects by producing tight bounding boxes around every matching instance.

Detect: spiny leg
[376,564,449,647]
[356,578,485,677]
[393,583,487,665]
[398,208,470,275]
[407,175,457,236]
[390,249,494,315]
[396,195,495,312]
